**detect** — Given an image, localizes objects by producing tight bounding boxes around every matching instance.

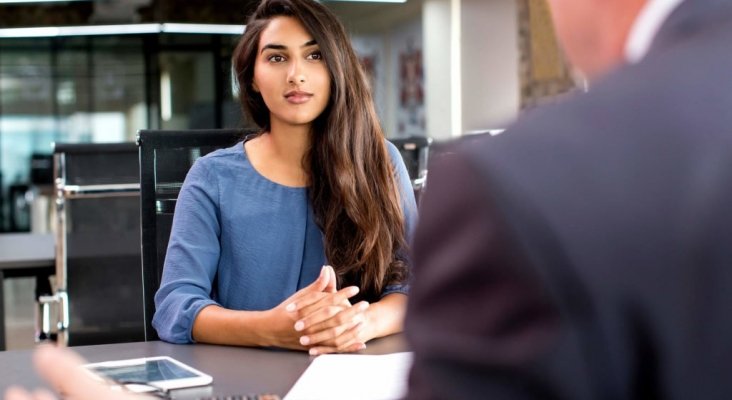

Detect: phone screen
[88,359,198,383]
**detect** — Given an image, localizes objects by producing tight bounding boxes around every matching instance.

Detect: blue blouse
[153,140,417,343]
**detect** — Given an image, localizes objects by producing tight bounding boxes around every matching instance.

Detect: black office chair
[389,136,432,204]
[41,142,144,346]
[138,129,250,341]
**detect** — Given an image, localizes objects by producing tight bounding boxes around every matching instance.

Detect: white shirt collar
[625,0,686,63]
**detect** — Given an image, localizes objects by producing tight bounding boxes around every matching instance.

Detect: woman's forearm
[191,305,270,346]
[190,292,407,348]
[364,293,407,340]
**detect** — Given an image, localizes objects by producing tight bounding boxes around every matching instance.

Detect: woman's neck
[244,120,311,188]
[267,120,312,167]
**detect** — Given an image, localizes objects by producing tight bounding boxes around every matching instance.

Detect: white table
[0,233,55,351]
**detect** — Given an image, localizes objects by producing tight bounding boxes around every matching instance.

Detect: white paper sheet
[284,352,413,400]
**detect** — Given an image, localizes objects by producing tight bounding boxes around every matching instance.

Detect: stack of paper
[284,352,413,400]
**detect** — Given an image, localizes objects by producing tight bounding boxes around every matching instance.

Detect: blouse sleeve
[152,158,221,343]
[382,140,419,298]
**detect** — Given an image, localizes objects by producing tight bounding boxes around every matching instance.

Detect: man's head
[546,0,648,80]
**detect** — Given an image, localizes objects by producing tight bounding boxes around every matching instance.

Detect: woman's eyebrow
[261,40,318,54]
[261,43,286,54]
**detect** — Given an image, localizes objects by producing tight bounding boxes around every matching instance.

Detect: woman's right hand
[260,266,358,350]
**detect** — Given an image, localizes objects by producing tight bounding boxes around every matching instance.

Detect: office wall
[423,0,453,141]
[351,18,424,140]
[423,0,521,140]
[389,19,425,139]
[351,35,388,132]
[461,0,520,133]
[346,0,562,140]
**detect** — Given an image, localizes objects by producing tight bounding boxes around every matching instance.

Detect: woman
[153,0,417,356]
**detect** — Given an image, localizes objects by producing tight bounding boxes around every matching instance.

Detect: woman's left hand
[294,300,374,355]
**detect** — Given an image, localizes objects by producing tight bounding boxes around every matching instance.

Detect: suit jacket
[405,1,732,399]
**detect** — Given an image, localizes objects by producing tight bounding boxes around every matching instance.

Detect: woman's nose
[287,62,306,85]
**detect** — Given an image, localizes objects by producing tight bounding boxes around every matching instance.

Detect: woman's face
[253,16,331,130]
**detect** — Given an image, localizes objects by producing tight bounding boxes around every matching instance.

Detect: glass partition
[0,34,241,232]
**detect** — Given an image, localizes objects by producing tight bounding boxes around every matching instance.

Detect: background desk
[0,335,408,398]
[0,233,55,351]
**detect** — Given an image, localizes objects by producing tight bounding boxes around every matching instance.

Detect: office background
[0,0,573,350]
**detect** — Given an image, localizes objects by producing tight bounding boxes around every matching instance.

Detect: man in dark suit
[406,0,732,399]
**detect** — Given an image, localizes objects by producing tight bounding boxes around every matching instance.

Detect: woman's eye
[268,55,285,63]
[307,51,323,61]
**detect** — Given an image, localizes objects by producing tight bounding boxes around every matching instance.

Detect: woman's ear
[252,81,260,93]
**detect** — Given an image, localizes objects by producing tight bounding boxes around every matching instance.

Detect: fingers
[4,387,57,400]
[309,342,366,356]
[324,265,338,294]
[306,321,368,355]
[32,346,132,400]
[296,301,369,335]
[4,387,36,400]
[301,320,362,348]
[299,309,368,349]
[296,286,359,317]
[30,389,56,400]
[33,345,88,386]
[287,284,358,315]
[304,266,332,294]
[284,266,334,312]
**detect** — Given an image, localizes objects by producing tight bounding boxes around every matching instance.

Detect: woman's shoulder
[185,141,249,182]
[192,141,248,170]
[199,141,245,162]
[384,138,403,163]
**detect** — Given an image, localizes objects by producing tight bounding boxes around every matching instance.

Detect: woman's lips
[285,90,313,104]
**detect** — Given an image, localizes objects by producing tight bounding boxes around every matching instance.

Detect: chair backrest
[52,142,144,346]
[138,129,250,341]
[389,136,432,203]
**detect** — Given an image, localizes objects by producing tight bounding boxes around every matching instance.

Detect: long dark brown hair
[232,0,409,301]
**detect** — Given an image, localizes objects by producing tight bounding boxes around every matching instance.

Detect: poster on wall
[398,41,424,137]
[518,0,576,109]
[351,35,386,122]
[352,19,424,139]
[360,54,378,93]
[393,20,424,138]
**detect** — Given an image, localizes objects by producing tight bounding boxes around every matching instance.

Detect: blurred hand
[4,345,146,400]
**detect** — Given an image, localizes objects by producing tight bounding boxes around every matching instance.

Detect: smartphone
[84,356,213,392]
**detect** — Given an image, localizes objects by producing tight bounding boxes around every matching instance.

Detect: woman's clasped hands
[264,265,373,355]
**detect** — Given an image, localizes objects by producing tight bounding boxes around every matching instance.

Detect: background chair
[138,129,249,341]
[389,136,432,204]
[40,143,144,346]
